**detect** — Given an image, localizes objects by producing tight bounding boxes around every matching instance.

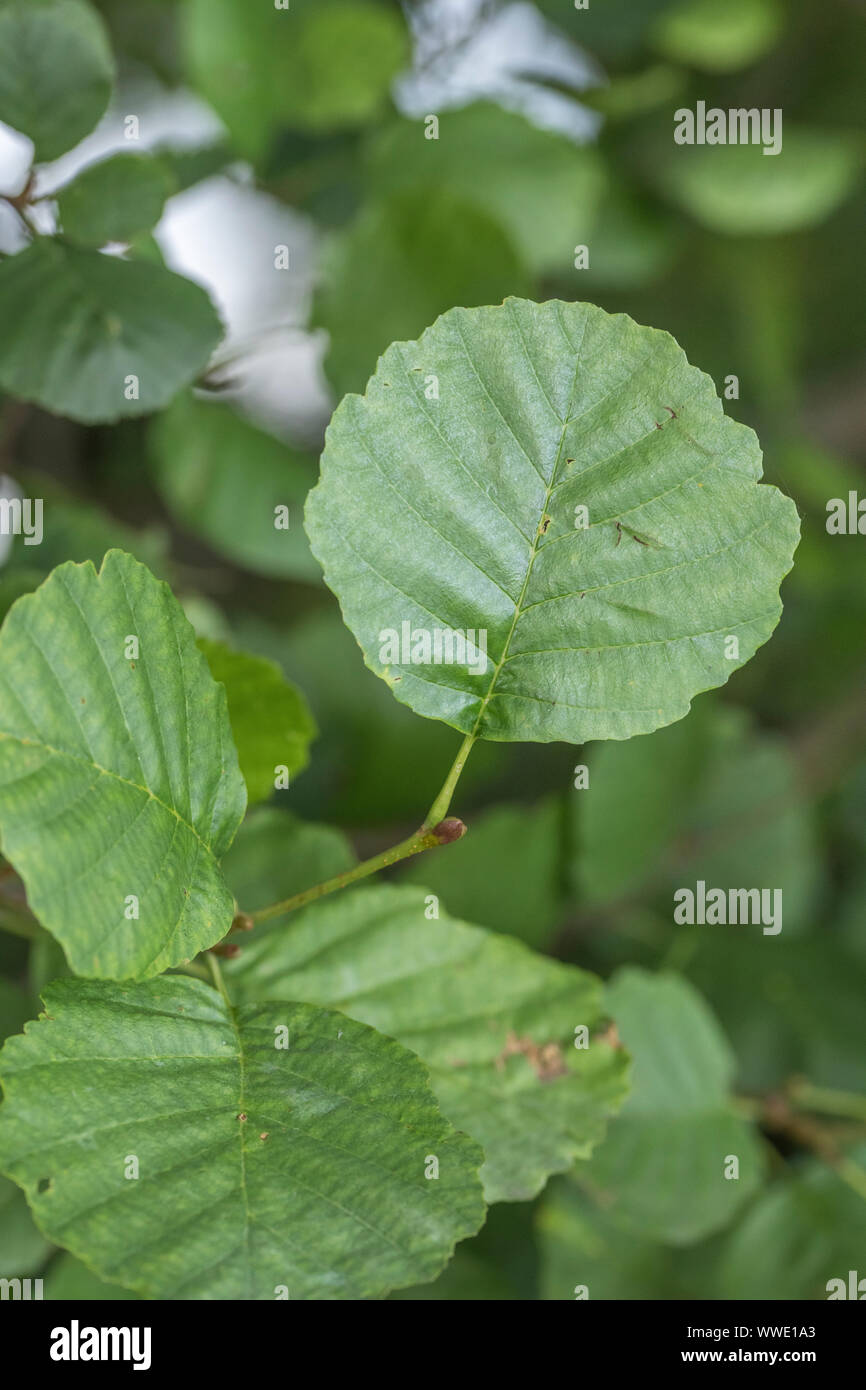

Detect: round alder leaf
[228,883,629,1202]
[0,551,246,980]
[57,153,174,248]
[305,298,800,744]
[365,103,607,275]
[199,639,317,806]
[536,1177,678,1301]
[0,0,114,161]
[0,240,223,424]
[151,393,320,582]
[183,0,407,162]
[583,968,765,1243]
[659,127,862,236]
[715,1146,866,1300]
[650,0,784,73]
[0,977,486,1299]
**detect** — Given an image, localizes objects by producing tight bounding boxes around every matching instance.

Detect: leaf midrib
[469,307,587,737]
[0,730,213,858]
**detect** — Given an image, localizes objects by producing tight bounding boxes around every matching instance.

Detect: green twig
[788,1080,866,1124]
[251,733,475,926]
[206,951,232,1007]
[421,731,475,829]
[172,960,211,983]
[761,1090,866,1204]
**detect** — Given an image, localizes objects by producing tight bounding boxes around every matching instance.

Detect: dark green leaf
[0,240,222,423]
[183,0,407,161]
[0,976,486,1299]
[365,103,606,275]
[0,0,114,161]
[151,393,319,581]
[57,153,173,248]
[582,968,764,1243]
[715,1147,866,1299]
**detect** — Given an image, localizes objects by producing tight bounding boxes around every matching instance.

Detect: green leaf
[401,797,565,949]
[221,808,356,920]
[314,189,533,399]
[586,64,687,124]
[0,1173,51,1277]
[0,551,246,980]
[0,0,114,161]
[392,1247,516,1301]
[0,976,486,1299]
[57,153,173,248]
[714,1146,866,1300]
[365,103,607,275]
[183,0,407,162]
[658,127,863,236]
[651,0,785,72]
[157,141,233,194]
[575,701,712,904]
[576,702,820,934]
[228,883,629,1202]
[0,240,222,424]
[582,968,764,1243]
[199,639,316,806]
[150,393,320,581]
[305,297,800,743]
[536,1175,679,1301]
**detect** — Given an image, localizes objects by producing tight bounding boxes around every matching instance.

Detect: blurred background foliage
[0,0,864,1300]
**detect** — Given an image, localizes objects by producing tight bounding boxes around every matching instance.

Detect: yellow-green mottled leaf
[199,639,316,805]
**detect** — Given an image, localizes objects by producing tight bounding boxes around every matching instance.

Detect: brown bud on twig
[431,817,467,845]
[230,912,254,932]
[210,942,241,959]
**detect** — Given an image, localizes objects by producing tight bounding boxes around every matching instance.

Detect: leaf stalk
[250,733,475,926]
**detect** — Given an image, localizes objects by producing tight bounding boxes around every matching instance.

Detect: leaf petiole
[207,950,233,1007]
[250,733,476,926]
